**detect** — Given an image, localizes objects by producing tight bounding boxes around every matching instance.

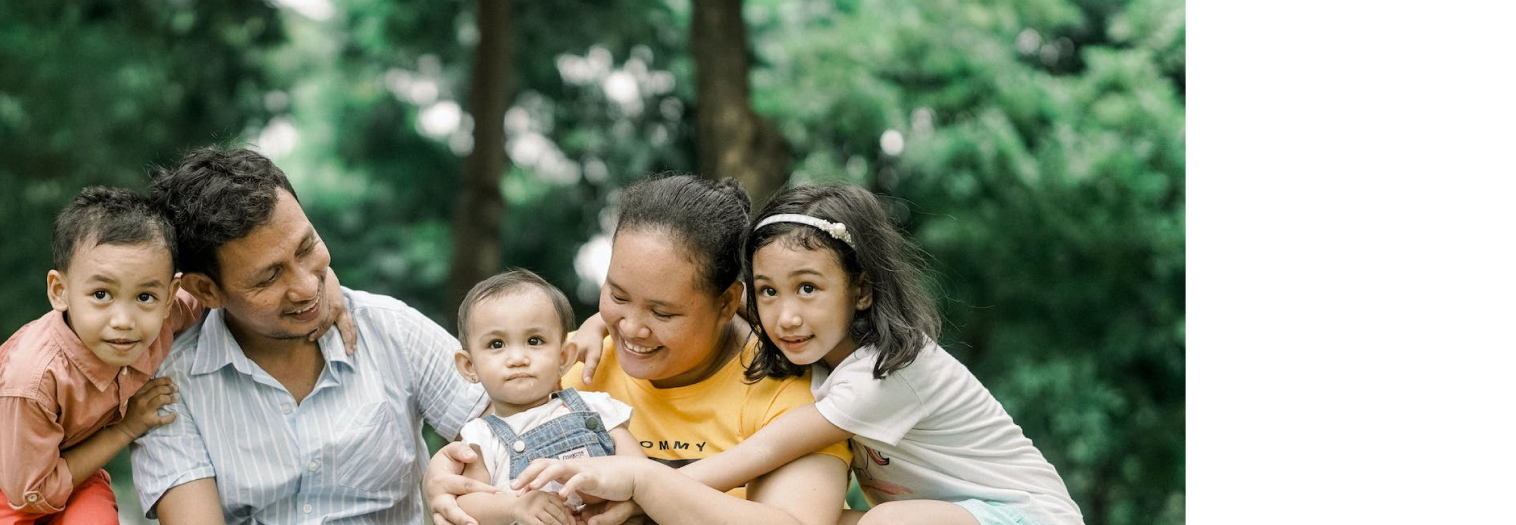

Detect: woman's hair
[614,174,752,296]
[456,268,575,348]
[743,184,940,381]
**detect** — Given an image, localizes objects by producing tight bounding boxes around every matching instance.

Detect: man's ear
[454,350,479,383]
[855,278,874,311]
[46,270,68,312]
[717,281,745,321]
[180,272,223,309]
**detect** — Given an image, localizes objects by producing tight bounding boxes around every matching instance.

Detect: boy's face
[48,240,179,368]
[455,288,571,417]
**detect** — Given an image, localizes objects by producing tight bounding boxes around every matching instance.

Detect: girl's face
[751,239,872,369]
[600,229,742,389]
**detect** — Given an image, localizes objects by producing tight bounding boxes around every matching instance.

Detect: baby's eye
[488,340,504,349]
[528,336,545,346]
[799,283,817,294]
[92,290,112,301]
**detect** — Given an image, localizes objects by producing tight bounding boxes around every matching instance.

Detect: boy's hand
[115,377,177,439]
[513,490,576,525]
[566,313,610,385]
[311,267,359,355]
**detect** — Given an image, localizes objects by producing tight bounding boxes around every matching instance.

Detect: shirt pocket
[331,402,414,493]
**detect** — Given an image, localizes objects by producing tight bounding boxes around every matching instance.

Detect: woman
[426,175,851,525]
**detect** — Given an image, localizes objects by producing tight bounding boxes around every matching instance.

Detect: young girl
[679,184,1085,525]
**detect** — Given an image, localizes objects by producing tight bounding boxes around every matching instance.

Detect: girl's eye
[759,287,777,297]
[92,290,111,301]
[488,340,504,349]
[137,293,158,304]
[799,283,817,294]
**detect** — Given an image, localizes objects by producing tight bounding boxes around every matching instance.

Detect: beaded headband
[754,214,855,248]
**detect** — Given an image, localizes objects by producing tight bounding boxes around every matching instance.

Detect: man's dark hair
[150,147,297,283]
[53,186,177,272]
[457,268,576,348]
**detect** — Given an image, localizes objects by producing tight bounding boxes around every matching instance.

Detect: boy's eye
[92,290,111,301]
[488,340,504,349]
[528,336,544,346]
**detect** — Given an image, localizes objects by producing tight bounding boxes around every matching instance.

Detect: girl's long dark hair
[743,184,940,381]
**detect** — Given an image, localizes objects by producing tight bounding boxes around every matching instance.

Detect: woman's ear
[180,272,223,309]
[855,278,874,311]
[454,350,479,383]
[718,281,745,320]
[46,270,68,312]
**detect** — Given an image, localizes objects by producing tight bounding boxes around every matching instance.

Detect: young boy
[451,269,643,525]
[0,187,200,524]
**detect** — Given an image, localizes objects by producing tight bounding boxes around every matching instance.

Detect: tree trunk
[449,0,516,325]
[691,0,791,209]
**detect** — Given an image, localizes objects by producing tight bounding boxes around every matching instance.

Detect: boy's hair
[150,146,297,284]
[53,186,177,272]
[615,174,751,296]
[743,184,941,381]
[456,268,575,349]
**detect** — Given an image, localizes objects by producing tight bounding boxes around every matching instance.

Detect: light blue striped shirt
[130,288,488,524]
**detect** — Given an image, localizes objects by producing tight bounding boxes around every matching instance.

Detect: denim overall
[483,388,616,479]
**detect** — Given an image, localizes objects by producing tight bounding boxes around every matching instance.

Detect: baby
[452,269,643,525]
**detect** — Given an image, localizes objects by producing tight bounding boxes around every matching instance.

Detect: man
[130,147,489,524]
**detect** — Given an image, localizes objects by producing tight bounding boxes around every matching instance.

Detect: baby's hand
[115,377,178,439]
[514,489,575,525]
[566,313,610,385]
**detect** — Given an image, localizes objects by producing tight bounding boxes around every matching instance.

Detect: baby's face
[458,289,569,416]
[49,241,179,368]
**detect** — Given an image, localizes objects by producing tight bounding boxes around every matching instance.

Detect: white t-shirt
[812,341,1084,525]
[459,390,632,488]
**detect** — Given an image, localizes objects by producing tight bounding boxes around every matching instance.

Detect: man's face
[205,189,332,343]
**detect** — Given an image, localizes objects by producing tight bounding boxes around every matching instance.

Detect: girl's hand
[114,377,178,439]
[510,456,646,503]
[565,313,610,385]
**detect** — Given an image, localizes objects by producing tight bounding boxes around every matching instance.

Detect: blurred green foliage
[1,0,1182,524]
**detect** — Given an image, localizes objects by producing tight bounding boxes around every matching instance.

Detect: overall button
[584,416,601,431]
[513,440,526,453]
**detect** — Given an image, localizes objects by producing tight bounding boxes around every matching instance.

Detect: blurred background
[0,0,1183,523]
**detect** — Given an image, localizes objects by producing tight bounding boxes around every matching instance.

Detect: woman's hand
[511,456,652,504]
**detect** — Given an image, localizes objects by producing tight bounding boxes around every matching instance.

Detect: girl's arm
[679,404,852,492]
[515,451,849,525]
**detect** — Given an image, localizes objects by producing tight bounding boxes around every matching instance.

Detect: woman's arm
[565,313,610,385]
[679,404,851,492]
[155,478,227,525]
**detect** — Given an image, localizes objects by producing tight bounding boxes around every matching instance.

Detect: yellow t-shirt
[565,335,851,495]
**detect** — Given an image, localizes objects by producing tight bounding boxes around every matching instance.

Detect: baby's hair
[52,186,178,272]
[150,146,298,284]
[743,184,940,381]
[456,268,575,349]
[615,173,751,296]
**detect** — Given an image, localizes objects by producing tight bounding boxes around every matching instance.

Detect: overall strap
[482,414,520,446]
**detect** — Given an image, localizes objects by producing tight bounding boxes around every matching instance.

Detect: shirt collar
[47,310,120,390]
[190,309,354,376]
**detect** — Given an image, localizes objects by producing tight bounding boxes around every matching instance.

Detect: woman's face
[599,228,741,389]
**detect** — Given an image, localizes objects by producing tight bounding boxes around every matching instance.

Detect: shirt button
[308,460,320,472]
[513,440,526,453]
[303,504,313,513]
[25,494,38,502]
[281,404,293,414]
